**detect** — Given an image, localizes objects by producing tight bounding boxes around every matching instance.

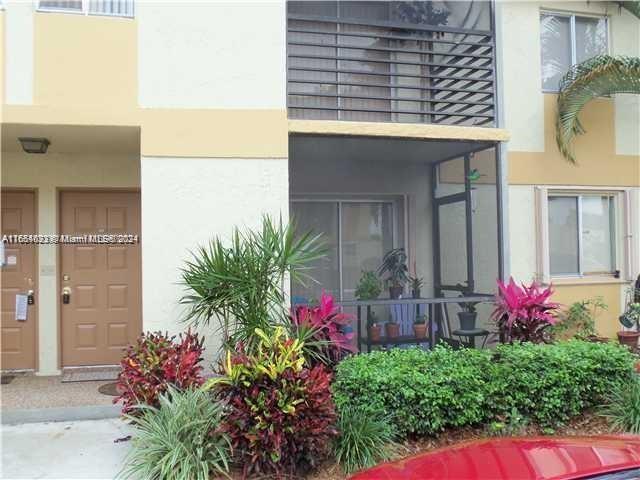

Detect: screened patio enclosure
[289,134,504,346]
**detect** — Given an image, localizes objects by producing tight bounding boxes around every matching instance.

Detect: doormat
[0,375,15,385]
[98,382,120,397]
[61,368,119,383]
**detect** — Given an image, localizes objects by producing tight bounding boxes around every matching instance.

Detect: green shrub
[333,341,634,438]
[601,377,640,434]
[333,405,399,474]
[119,387,231,480]
[333,346,492,436]
[487,340,634,426]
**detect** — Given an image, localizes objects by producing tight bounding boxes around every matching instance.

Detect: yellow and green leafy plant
[208,327,337,478]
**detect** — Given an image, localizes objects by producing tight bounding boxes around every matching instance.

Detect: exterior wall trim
[288,119,510,142]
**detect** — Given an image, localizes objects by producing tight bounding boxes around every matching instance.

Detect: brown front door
[60,191,141,366]
[1,190,37,370]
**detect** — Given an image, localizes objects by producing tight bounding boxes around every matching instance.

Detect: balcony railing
[332,294,494,352]
[287,14,496,126]
[38,0,134,18]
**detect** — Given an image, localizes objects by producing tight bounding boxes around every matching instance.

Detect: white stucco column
[140,156,289,361]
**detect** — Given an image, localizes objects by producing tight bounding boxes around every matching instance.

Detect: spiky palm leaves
[180,215,325,351]
[555,54,640,163]
[620,1,640,20]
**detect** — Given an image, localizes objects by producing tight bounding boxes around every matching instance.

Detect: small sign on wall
[15,294,28,321]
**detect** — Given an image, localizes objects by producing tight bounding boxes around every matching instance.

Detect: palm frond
[555,54,640,163]
[180,215,326,351]
[620,1,640,20]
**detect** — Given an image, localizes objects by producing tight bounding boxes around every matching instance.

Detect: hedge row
[332,340,635,437]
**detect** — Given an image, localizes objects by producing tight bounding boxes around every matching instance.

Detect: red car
[349,436,640,480]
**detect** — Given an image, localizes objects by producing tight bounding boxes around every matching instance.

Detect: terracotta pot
[368,324,382,343]
[635,361,640,374]
[617,331,640,349]
[386,322,400,338]
[413,323,427,339]
[389,286,403,299]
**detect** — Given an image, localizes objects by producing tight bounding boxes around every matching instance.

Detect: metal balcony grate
[287,13,497,127]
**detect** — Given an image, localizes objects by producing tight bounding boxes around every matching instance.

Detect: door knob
[62,287,71,304]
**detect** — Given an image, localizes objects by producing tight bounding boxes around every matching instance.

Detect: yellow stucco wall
[509,95,640,187]
[508,92,638,339]
[4,12,289,159]
[552,283,624,339]
[33,13,137,109]
[0,11,4,110]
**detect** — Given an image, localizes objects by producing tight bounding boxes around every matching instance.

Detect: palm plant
[553,1,639,162]
[180,215,325,350]
[555,54,640,163]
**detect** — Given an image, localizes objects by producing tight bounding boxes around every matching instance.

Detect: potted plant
[458,299,478,331]
[618,302,640,349]
[385,319,400,339]
[355,271,382,342]
[413,315,428,339]
[377,248,409,300]
[368,311,381,342]
[409,276,423,299]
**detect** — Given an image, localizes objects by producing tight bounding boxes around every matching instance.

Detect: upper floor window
[540,12,608,92]
[38,0,134,18]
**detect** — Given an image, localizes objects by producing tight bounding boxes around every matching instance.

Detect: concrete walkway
[1,418,133,479]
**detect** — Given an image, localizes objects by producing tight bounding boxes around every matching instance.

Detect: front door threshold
[61,365,119,383]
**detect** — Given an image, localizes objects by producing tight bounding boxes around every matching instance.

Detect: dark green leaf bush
[333,346,492,436]
[333,341,634,437]
[486,340,634,426]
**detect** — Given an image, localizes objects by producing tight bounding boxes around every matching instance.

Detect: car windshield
[585,468,640,480]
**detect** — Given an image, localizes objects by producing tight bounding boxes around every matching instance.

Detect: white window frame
[536,187,633,284]
[290,196,407,301]
[36,0,134,18]
[540,10,610,93]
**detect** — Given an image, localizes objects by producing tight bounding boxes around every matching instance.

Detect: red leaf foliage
[114,330,205,414]
[216,349,337,478]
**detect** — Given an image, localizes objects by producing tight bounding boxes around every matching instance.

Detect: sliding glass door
[291,199,399,302]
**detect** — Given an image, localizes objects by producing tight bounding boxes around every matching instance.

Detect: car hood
[349,436,640,480]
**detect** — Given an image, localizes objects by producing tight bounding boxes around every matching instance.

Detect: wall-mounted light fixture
[18,137,50,154]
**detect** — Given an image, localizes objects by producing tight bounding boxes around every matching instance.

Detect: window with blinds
[38,0,134,18]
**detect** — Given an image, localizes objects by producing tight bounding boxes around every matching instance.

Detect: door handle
[62,287,71,304]
[27,289,35,305]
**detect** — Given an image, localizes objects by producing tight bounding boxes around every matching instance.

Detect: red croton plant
[290,292,355,365]
[491,277,560,343]
[114,330,204,414]
[209,327,337,478]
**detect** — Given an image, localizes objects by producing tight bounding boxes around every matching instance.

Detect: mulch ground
[219,413,614,479]
[304,412,615,480]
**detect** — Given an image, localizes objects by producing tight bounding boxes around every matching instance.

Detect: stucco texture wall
[140,156,289,363]
[499,1,640,338]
